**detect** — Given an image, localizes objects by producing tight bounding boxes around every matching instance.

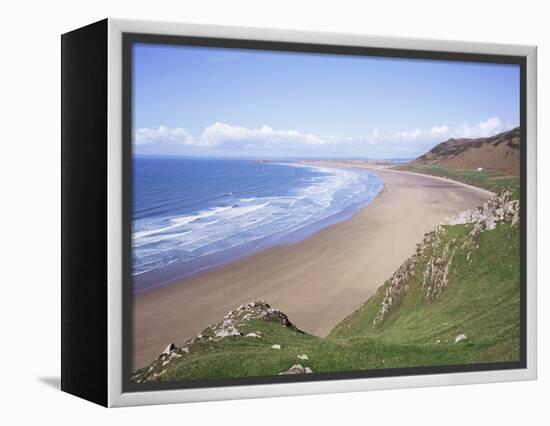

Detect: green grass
[395,163,520,200]
[331,222,521,364]
[134,219,521,382]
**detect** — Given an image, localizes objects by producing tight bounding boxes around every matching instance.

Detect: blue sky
[133,43,520,158]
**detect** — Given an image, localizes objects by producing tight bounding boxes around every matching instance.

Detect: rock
[297,354,309,360]
[455,334,468,343]
[214,326,242,338]
[133,300,305,384]
[436,339,441,343]
[373,190,520,328]
[162,342,176,355]
[202,301,302,341]
[422,238,456,299]
[443,190,518,232]
[373,254,421,326]
[278,364,313,375]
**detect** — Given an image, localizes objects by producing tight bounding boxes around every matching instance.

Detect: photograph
[3,0,547,420]
[128,42,522,384]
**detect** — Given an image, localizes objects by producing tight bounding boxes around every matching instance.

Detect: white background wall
[0,0,547,423]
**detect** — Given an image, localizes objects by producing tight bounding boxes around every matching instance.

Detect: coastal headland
[133,162,492,368]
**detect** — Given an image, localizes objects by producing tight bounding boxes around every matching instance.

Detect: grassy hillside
[132,192,520,383]
[410,127,520,176]
[331,221,520,363]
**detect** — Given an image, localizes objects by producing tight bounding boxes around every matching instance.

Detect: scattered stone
[278,364,313,375]
[245,332,262,338]
[181,347,189,353]
[272,344,281,350]
[436,339,441,343]
[297,354,309,360]
[455,334,468,343]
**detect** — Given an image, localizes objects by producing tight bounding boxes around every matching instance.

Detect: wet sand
[133,167,492,368]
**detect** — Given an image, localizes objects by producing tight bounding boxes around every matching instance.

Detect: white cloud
[134,126,195,146]
[388,124,449,143]
[392,128,423,142]
[134,116,517,156]
[453,116,505,139]
[430,125,450,137]
[199,122,326,149]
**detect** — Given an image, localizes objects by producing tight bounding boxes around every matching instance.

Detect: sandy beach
[133,166,492,369]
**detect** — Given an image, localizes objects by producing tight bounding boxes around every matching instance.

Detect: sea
[132,157,383,292]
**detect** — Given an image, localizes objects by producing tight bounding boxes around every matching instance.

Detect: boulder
[278,364,313,375]
[454,334,468,343]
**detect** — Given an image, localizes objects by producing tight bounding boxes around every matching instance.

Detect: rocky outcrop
[197,300,300,341]
[422,231,457,299]
[373,251,422,326]
[444,189,519,258]
[442,189,519,231]
[132,301,301,383]
[373,190,519,327]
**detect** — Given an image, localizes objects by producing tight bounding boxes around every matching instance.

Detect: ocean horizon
[132,157,383,292]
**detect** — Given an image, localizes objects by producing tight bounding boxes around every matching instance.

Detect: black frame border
[61,19,109,406]
[122,32,528,394]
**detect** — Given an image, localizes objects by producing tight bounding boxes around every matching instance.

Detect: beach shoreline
[133,163,383,295]
[133,165,492,369]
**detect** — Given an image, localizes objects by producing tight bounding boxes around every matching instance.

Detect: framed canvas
[61,18,537,407]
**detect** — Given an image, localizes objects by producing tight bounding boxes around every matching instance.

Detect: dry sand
[133,166,492,368]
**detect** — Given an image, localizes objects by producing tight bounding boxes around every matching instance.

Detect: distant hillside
[412,127,520,176]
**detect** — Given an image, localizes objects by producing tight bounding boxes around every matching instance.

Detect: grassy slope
[134,218,520,382]
[396,163,520,199]
[331,222,520,364]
